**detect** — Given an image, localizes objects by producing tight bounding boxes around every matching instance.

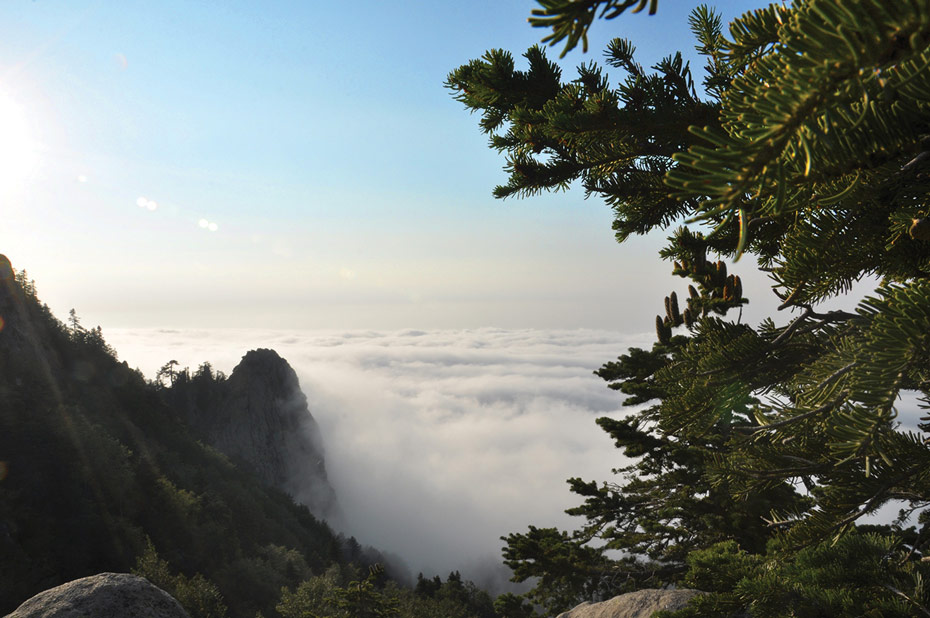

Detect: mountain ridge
[0,255,503,618]
[0,255,347,617]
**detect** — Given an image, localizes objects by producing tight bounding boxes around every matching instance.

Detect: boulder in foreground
[556,588,703,618]
[5,572,189,618]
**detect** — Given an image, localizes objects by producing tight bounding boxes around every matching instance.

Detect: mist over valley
[105,327,651,587]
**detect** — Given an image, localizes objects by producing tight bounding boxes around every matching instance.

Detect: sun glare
[0,91,39,195]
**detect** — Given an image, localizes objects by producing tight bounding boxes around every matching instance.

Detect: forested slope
[0,256,345,617]
[0,255,506,618]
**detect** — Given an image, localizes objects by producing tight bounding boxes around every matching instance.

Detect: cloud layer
[106,327,652,584]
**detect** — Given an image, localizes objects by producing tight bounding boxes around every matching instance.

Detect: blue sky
[0,0,765,331]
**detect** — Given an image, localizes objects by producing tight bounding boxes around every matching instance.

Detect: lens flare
[137,196,157,211]
[0,91,39,196]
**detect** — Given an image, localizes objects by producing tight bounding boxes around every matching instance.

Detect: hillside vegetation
[0,260,500,618]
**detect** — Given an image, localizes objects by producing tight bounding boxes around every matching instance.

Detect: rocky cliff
[171,349,340,521]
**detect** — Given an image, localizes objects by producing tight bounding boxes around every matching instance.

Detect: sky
[0,0,771,332]
[2,0,906,590]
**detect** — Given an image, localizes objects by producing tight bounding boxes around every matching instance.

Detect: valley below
[104,326,650,587]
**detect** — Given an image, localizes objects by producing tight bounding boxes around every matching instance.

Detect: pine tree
[156,359,180,387]
[68,308,84,340]
[450,1,930,615]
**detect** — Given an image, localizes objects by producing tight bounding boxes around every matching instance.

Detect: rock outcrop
[178,349,339,520]
[4,573,189,618]
[556,589,703,618]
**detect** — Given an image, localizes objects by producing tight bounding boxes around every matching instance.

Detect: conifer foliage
[450,1,930,615]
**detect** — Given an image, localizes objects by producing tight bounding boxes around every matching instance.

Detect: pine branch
[882,584,930,617]
[733,394,844,435]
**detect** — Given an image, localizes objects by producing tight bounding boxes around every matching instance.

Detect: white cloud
[105,327,653,581]
[136,196,157,211]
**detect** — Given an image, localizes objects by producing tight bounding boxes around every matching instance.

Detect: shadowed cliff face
[177,349,340,522]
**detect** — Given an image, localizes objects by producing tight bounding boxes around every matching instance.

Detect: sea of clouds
[105,327,653,588]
